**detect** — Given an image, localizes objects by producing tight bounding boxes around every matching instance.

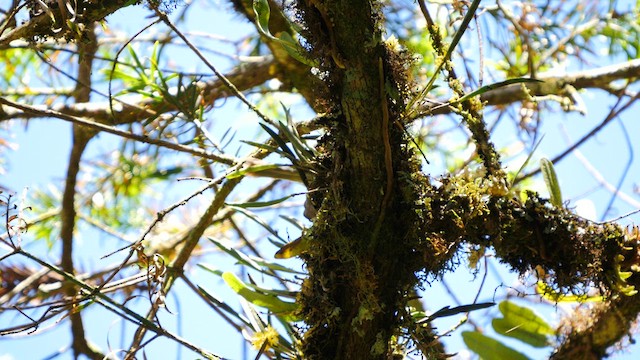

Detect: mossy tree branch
[296,1,640,358]
[551,279,640,359]
[424,171,640,358]
[297,0,430,357]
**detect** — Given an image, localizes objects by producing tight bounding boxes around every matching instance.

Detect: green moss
[370,332,387,356]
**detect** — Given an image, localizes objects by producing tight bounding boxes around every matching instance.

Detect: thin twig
[108,18,162,119]
[10,248,226,359]
[559,126,640,210]
[600,118,634,221]
[0,96,237,165]
[125,178,242,359]
[516,90,640,183]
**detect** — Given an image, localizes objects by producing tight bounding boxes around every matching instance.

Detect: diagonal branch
[0,56,278,127]
[125,177,242,359]
[516,89,640,183]
[10,247,225,359]
[0,96,238,165]
[0,96,301,182]
[123,120,279,357]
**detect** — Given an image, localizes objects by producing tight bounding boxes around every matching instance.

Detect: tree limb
[56,22,103,359]
[125,176,242,359]
[0,56,277,125]
[415,58,640,117]
[552,274,640,359]
[59,125,99,359]
[0,0,135,45]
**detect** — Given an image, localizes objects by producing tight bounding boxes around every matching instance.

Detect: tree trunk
[298,1,426,358]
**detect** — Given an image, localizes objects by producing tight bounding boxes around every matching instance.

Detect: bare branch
[516,89,640,183]
[416,58,640,117]
[59,125,97,358]
[561,127,640,210]
[12,248,225,359]
[0,96,238,165]
[125,177,242,359]
[0,56,278,126]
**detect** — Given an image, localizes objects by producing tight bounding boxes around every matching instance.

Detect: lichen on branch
[423,169,639,298]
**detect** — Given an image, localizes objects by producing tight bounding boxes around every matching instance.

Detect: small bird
[275,195,316,259]
[274,235,309,259]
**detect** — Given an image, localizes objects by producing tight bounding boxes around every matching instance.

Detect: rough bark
[297,1,427,358]
[295,2,640,359]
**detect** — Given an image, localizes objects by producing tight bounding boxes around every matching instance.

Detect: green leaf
[540,158,563,207]
[197,263,222,276]
[149,41,159,84]
[462,331,531,360]
[252,0,271,36]
[260,123,297,163]
[207,237,304,274]
[278,214,305,230]
[492,319,548,348]
[274,235,309,259]
[241,140,280,153]
[226,163,282,179]
[127,45,148,84]
[491,301,554,348]
[419,302,495,323]
[280,104,317,161]
[251,0,316,66]
[240,297,267,332]
[536,281,604,303]
[455,78,543,104]
[221,272,298,318]
[276,32,319,67]
[196,284,249,326]
[208,238,263,270]
[108,68,140,84]
[228,205,286,242]
[225,192,299,208]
